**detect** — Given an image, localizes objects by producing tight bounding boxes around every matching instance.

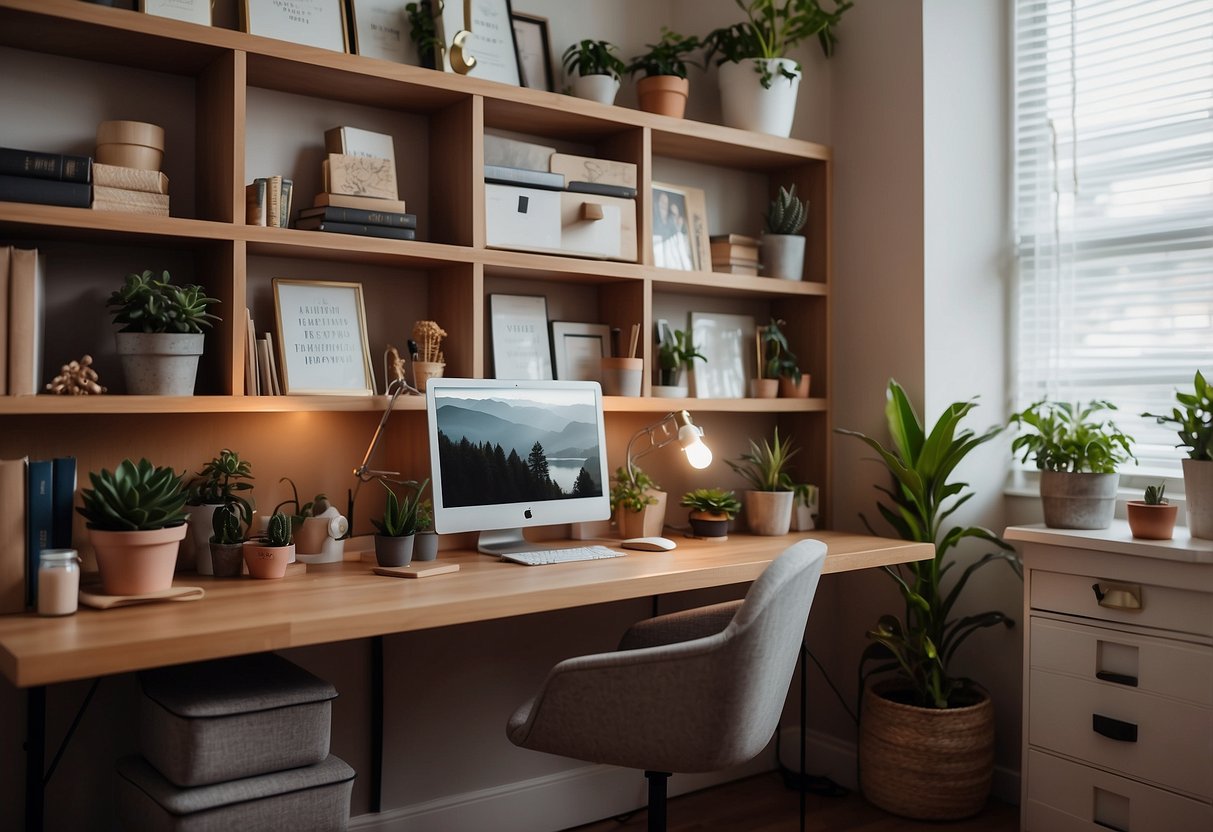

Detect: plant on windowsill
[1008,399,1136,530]
[78,457,190,596]
[726,427,797,535]
[611,465,666,539]
[836,378,1020,820]
[372,478,429,567]
[184,449,255,576]
[208,503,246,578]
[106,268,220,396]
[761,185,807,280]
[627,27,703,118]
[654,325,704,396]
[243,511,294,579]
[680,487,742,539]
[1143,369,1213,539]
[562,39,627,105]
[1126,483,1178,541]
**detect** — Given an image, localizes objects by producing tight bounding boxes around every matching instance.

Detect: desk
[0,530,930,831]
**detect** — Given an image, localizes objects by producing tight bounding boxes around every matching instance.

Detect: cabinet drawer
[1031,569,1213,636]
[484,185,638,262]
[485,183,562,254]
[1030,617,1213,706]
[1025,749,1212,831]
[559,192,637,262]
[1029,670,1212,798]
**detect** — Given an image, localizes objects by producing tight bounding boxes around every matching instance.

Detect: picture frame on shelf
[511,12,554,91]
[436,0,522,86]
[689,311,755,399]
[652,182,711,271]
[140,0,211,25]
[347,0,420,64]
[240,0,348,53]
[551,321,611,382]
[273,279,375,395]
[490,294,553,380]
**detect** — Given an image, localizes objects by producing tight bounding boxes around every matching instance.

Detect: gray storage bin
[116,754,355,832]
[138,653,338,787]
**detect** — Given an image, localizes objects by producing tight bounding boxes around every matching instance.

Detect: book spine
[279,178,293,228]
[0,174,90,208]
[91,163,169,194]
[8,247,41,396]
[304,221,416,240]
[246,179,267,226]
[0,148,92,183]
[484,164,565,191]
[268,175,282,228]
[0,457,27,614]
[91,186,171,215]
[566,180,638,199]
[51,456,76,550]
[26,459,53,608]
[312,192,408,213]
[304,207,417,228]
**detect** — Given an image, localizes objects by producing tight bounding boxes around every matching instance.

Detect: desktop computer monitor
[425,378,611,554]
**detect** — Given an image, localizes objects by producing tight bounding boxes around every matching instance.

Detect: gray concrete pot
[744,490,794,536]
[760,234,805,280]
[374,534,415,567]
[115,332,203,395]
[1182,458,1213,539]
[1039,471,1119,529]
[413,531,440,561]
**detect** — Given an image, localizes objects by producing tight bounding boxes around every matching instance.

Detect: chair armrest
[617,600,742,650]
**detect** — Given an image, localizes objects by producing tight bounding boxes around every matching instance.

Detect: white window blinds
[1012,0,1213,476]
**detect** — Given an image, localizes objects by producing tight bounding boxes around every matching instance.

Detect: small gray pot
[375,534,415,567]
[413,531,440,561]
[760,234,805,280]
[115,332,204,395]
[1039,471,1119,529]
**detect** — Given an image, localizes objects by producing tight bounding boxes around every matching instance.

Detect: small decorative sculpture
[46,355,106,395]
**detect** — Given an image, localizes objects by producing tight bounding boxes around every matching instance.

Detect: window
[1012,0,1213,477]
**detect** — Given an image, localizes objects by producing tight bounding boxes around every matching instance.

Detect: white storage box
[485,183,637,262]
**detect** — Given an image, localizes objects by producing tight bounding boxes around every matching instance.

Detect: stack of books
[92,162,170,216]
[246,175,294,227]
[710,234,761,276]
[300,125,416,240]
[0,147,92,209]
[0,455,75,614]
[483,134,639,199]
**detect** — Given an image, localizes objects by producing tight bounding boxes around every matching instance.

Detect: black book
[0,147,92,183]
[567,180,637,199]
[0,174,90,208]
[296,218,417,241]
[296,205,417,229]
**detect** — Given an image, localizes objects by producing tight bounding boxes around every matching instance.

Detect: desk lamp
[348,347,422,528]
[626,410,712,479]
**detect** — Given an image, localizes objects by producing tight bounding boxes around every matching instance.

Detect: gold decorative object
[46,355,106,395]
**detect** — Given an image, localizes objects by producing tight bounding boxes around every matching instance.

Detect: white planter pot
[571,74,620,105]
[1039,471,1119,530]
[115,331,204,396]
[184,503,220,575]
[744,490,794,536]
[718,58,801,138]
[761,234,806,280]
[1182,458,1213,539]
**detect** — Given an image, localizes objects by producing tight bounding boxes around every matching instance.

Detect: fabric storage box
[116,754,355,832]
[138,652,338,787]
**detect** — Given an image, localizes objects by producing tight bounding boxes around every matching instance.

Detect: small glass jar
[38,549,80,616]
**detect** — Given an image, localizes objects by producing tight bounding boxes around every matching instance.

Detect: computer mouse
[621,536,677,552]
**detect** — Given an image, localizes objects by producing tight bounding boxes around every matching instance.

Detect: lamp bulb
[679,424,713,469]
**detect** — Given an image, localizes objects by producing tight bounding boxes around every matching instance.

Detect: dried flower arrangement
[412,320,447,364]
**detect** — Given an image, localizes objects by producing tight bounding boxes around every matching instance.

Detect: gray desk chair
[506,539,827,832]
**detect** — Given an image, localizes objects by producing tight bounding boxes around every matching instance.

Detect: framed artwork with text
[273,279,374,395]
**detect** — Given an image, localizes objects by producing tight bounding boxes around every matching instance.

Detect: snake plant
[762,185,807,235]
[77,458,188,531]
[371,479,429,537]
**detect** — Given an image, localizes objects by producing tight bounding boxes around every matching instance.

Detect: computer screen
[425,378,611,554]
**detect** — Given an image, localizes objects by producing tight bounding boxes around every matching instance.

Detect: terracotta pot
[687,511,729,539]
[779,374,810,398]
[1126,501,1178,540]
[91,524,187,596]
[209,542,245,577]
[1039,471,1119,530]
[616,490,668,539]
[413,531,440,561]
[375,534,415,567]
[750,378,778,398]
[242,541,294,579]
[744,490,794,536]
[636,75,689,118]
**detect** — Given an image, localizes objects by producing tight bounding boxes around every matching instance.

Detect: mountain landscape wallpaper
[434,391,604,508]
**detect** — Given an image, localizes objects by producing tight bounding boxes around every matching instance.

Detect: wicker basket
[858,681,995,820]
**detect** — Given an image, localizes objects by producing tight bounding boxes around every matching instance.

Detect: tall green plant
[1143,370,1213,460]
[704,0,854,86]
[837,380,1020,709]
[726,427,797,491]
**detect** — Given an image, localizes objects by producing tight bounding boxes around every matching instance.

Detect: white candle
[38,549,79,616]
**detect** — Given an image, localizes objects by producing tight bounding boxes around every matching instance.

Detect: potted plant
[627,27,702,118]
[77,457,189,596]
[413,498,439,561]
[778,352,809,398]
[273,477,347,562]
[371,478,429,567]
[184,449,254,575]
[837,379,1019,820]
[726,427,797,535]
[1009,399,1136,530]
[1126,483,1178,541]
[761,184,807,280]
[208,503,246,577]
[404,0,438,69]
[610,465,667,539]
[1143,370,1213,539]
[654,325,704,397]
[562,39,626,105]
[106,268,220,396]
[680,487,742,539]
[705,0,853,137]
[790,482,818,531]
[242,511,294,579]
[751,318,790,398]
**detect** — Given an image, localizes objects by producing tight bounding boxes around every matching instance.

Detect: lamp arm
[625,412,680,481]
[348,377,420,530]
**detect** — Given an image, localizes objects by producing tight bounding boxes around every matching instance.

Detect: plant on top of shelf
[656,325,704,389]
[562,39,627,105]
[627,28,703,118]
[761,185,808,280]
[404,1,439,69]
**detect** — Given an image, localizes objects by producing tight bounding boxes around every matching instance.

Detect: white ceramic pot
[651,385,688,398]
[115,331,204,396]
[718,58,801,138]
[744,490,794,536]
[184,503,220,574]
[761,233,806,280]
[1182,458,1213,539]
[571,74,621,105]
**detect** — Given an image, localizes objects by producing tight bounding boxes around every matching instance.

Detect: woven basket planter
[858,682,994,820]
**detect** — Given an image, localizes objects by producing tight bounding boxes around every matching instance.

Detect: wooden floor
[569,772,1019,832]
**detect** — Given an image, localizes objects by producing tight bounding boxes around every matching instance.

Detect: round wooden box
[96,120,165,171]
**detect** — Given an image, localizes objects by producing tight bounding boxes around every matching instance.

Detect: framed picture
[241,0,348,54]
[551,321,610,382]
[273,279,374,395]
[490,294,552,380]
[436,0,522,86]
[511,12,553,91]
[652,182,711,271]
[347,0,421,64]
[689,312,755,399]
[140,0,211,26]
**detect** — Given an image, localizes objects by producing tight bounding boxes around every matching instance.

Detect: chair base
[645,771,670,832]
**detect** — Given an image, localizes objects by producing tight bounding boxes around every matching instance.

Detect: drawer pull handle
[1095,670,1138,687]
[1091,582,1141,610]
[1092,714,1137,743]
[580,203,605,221]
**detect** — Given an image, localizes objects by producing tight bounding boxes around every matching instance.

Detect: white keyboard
[500,545,626,566]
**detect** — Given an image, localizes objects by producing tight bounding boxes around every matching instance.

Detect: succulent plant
[264,512,293,548]
[680,487,742,518]
[210,503,244,545]
[1143,483,1168,505]
[762,185,807,235]
[77,458,188,531]
[187,449,255,526]
[371,478,429,538]
[106,269,220,334]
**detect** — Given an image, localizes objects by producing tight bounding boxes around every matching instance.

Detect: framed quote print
[273,279,374,395]
[241,0,348,53]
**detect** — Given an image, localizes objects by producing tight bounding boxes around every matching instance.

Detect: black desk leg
[371,635,384,814]
[25,685,45,832]
[800,645,806,832]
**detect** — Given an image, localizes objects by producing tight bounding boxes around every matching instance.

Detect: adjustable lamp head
[626,410,712,480]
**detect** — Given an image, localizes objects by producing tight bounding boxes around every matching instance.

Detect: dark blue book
[296,205,417,228]
[0,174,90,208]
[51,456,76,550]
[26,459,53,608]
[0,147,92,183]
[294,219,416,241]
